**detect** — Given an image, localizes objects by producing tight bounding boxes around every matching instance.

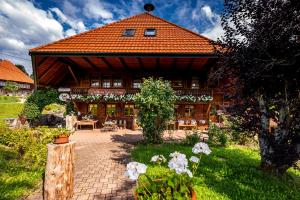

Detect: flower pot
[134,189,196,200]
[53,135,69,144]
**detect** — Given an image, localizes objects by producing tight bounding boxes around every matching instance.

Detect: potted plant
[125,142,212,199]
[53,127,71,144]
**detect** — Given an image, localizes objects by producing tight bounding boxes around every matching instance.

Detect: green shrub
[208,123,228,147]
[25,87,61,112]
[0,123,70,166]
[223,115,257,145]
[21,103,40,121]
[134,78,176,144]
[183,130,201,145]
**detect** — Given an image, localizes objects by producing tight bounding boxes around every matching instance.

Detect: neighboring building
[29,11,228,129]
[0,59,34,95]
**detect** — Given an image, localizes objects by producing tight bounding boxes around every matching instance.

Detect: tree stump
[44,142,75,200]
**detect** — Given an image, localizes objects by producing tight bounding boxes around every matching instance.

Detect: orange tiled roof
[0,60,34,84]
[30,13,215,54]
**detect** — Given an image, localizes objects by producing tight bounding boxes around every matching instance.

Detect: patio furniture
[101,120,118,131]
[178,119,197,130]
[76,120,97,130]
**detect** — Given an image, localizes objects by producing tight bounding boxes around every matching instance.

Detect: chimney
[144,3,155,12]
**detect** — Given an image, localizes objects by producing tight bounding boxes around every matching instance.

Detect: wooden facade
[30,12,227,129]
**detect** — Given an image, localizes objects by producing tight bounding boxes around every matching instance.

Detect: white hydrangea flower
[124,162,147,181]
[190,156,200,163]
[168,152,188,174]
[192,142,212,155]
[150,155,166,163]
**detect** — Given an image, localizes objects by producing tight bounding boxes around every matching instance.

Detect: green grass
[132,144,300,200]
[0,145,43,200]
[0,96,19,103]
[0,103,23,119]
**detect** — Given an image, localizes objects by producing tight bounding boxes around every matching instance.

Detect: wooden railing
[70,87,212,97]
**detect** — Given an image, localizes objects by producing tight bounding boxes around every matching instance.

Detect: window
[185,105,194,117]
[123,29,135,37]
[133,79,142,89]
[106,104,116,116]
[124,104,134,116]
[102,79,111,88]
[113,79,122,88]
[173,80,183,88]
[91,79,100,88]
[88,104,97,116]
[191,79,199,89]
[144,28,156,36]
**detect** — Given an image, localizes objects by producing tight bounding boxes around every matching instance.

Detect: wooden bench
[76,120,97,130]
[178,124,197,130]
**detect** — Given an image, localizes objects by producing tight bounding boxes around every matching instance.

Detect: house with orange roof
[0,59,34,95]
[29,6,227,129]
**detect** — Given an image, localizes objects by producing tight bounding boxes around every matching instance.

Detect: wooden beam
[39,59,59,81]
[82,57,99,71]
[187,58,195,71]
[31,55,37,90]
[100,57,114,70]
[156,58,160,70]
[37,56,48,67]
[67,65,79,85]
[172,58,178,70]
[43,63,64,85]
[52,67,68,86]
[119,57,129,70]
[62,57,81,69]
[137,57,145,70]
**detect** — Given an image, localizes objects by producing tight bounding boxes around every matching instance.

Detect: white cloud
[50,7,87,33]
[0,0,66,74]
[1,38,26,50]
[65,28,76,37]
[201,6,214,21]
[83,0,113,20]
[62,0,80,17]
[201,18,225,41]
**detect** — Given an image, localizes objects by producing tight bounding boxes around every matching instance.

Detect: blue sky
[0,0,224,74]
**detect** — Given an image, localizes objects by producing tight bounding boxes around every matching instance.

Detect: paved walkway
[70,129,141,200]
[27,129,187,200]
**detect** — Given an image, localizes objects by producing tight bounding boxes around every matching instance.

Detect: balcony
[70,87,212,97]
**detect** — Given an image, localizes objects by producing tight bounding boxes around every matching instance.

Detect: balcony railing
[70,87,212,97]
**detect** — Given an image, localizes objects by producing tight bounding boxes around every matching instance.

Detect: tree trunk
[257,94,273,170]
[44,142,75,200]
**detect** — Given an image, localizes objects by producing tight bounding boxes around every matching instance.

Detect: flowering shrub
[125,142,212,199]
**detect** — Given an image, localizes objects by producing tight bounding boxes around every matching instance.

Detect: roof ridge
[144,12,214,42]
[29,13,148,53]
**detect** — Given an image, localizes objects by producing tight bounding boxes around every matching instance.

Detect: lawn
[0,103,23,119]
[0,95,19,103]
[132,144,300,200]
[0,145,43,200]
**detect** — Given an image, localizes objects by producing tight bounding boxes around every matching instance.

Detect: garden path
[27,129,187,200]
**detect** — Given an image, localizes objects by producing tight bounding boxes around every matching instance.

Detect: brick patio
[27,129,187,200]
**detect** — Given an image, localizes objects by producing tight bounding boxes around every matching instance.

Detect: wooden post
[44,142,75,200]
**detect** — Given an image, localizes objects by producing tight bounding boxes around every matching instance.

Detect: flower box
[53,134,69,144]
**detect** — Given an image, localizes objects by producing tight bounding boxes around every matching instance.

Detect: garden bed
[0,145,43,200]
[132,144,300,200]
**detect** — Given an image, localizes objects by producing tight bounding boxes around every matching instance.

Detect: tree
[134,78,176,143]
[15,64,29,76]
[3,81,19,94]
[212,0,300,174]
